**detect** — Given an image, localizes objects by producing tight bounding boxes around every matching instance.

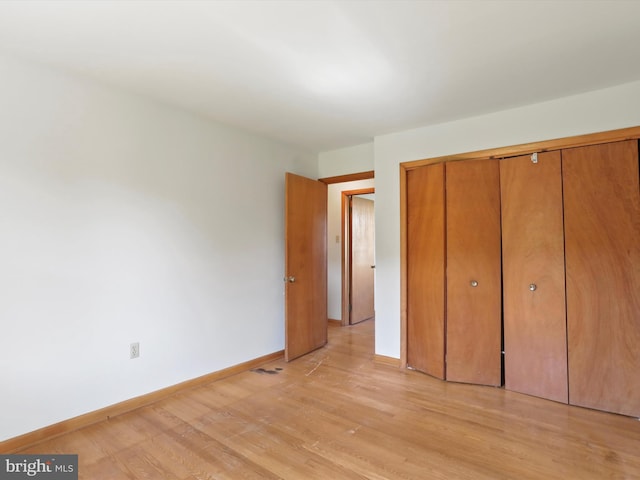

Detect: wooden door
[563,140,640,417]
[407,164,446,379]
[446,160,502,386]
[285,173,327,362]
[350,196,375,324]
[500,151,568,403]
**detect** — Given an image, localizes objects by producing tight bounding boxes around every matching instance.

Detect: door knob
[287,276,296,283]
[529,283,537,291]
[470,280,478,287]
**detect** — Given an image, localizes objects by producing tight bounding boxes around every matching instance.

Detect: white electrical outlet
[130,342,140,359]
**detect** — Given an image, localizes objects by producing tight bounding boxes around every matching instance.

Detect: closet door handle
[529,283,537,291]
[470,280,478,287]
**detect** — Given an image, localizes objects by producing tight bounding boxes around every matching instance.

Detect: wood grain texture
[500,151,568,404]
[0,350,284,453]
[445,159,502,386]
[399,164,409,368]
[402,125,640,171]
[318,170,374,184]
[562,140,640,417]
[341,188,375,326]
[14,320,640,479]
[374,354,402,367]
[285,173,327,361]
[350,196,375,324]
[406,164,446,379]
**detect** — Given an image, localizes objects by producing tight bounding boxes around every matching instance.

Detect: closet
[406,159,502,386]
[563,141,640,417]
[403,130,640,417]
[501,151,568,404]
[407,163,445,379]
[445,160,502,386]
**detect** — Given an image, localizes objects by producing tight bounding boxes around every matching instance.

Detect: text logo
[0,455,77,479]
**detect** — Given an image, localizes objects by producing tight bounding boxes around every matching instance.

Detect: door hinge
[349,304,352,312]
[531,152,538,164]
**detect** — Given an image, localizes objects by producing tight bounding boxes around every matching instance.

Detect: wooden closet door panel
[563,140,640,417]
[407,164,446,379]
[500,151,568,403]
[446,159,502,386]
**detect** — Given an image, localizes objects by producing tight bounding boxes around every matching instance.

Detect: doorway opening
[319,171,375,354]
[341,188,375,326]
[285,171,375,361]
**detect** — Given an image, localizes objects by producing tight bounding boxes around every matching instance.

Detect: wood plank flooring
[17,320,640,479]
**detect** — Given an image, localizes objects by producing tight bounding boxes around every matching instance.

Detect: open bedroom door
[284,173,328,361]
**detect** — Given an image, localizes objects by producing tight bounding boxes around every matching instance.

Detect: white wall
[318,142,374,178]
[0,54,316,441]
[327,179,375,321]
[374,80,640,359]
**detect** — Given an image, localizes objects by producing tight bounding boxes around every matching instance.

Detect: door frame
[399,126,640,369]
[319,171,375,327]
[341,188,375,326]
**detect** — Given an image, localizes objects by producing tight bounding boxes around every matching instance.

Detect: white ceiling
[0,0,639,153]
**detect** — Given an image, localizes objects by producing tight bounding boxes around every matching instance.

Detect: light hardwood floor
[18,320,640,479]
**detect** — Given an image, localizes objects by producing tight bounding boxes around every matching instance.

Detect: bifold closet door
[407,163,445,379]
[563,140,640,417]
[500,151,568,403]
[446,160,502,386]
